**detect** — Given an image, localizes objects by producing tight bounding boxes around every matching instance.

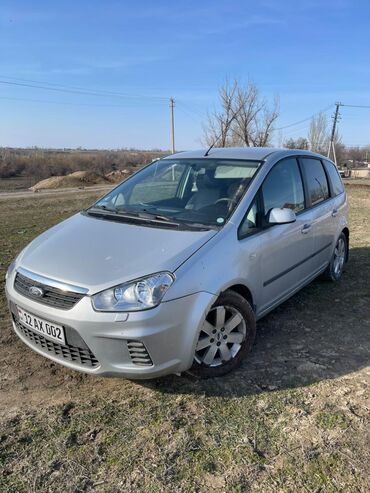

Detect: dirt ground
[0,187,369,492]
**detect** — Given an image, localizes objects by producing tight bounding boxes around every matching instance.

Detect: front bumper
[5,271,216,379]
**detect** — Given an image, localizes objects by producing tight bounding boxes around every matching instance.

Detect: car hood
[18,212,218,293]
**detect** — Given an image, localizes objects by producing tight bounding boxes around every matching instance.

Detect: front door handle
[301,224,311,234]
[332,208,338,217]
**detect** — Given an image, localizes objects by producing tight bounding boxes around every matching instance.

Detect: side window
[301,158,329,206]
[322,159,344,196]
[262,158,305,215]
[239,199,258,237]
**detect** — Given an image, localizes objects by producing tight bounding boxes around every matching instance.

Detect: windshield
[90,158,260,228]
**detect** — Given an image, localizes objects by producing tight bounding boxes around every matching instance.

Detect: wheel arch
[342,227,349,262]
[222,283,255,312]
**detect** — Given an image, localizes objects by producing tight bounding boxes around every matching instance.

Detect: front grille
[14,319,100,369]
[127,340,153,366]
[14,272,84,310]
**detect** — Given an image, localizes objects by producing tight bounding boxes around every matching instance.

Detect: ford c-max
[5,148,349,378]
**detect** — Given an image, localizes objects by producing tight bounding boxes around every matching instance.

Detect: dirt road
[0,184,113,201]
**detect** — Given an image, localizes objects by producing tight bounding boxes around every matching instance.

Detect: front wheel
[187,290,256,379]
[323,232,348,282]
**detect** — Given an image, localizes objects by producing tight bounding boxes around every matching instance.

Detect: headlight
[5,259,16,281]
[5,248,25,280]
[91,272,174,312]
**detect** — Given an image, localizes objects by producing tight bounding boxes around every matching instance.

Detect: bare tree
[232,84,279,147]
[202,79,238,147]
[283,137,310,150]
[308,112,329,154]
[202,79,279,148]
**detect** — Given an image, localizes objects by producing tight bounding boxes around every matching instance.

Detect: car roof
[163,147,326,162]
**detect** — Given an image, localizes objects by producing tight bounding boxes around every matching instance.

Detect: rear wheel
[323,232,347,281]
[187,290,256,378]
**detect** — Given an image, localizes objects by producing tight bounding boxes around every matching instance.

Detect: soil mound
[30,171,110,191]
[105,169,131,183]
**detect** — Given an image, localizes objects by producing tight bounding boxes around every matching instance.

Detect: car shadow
[138,246,370,397]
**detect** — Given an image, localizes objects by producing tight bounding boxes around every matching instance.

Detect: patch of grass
[1,383,368,491]
[315,409,348,430]
[0,176,39,192]
[0,391,307,491]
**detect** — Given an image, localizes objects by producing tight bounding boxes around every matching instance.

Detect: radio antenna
[203,103,243,156]
[204,141,216,156]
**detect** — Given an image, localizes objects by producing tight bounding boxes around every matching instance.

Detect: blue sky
[0,0,369,150]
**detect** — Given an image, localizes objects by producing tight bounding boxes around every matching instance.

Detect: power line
[176,101,207,119]
[275,104,333,131]
[0,95,163,108]
[340,103,370,109]
[0,77,168,101]
[280,125,311,138]
[345,143,370,147]
[176,101,207,124]
[176,103,201,125]
[0,75,169,100]
[0,74,168,99]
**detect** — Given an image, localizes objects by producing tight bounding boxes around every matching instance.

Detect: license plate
[16,306,66,345]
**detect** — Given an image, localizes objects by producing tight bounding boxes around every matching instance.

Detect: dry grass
[0,176,39,192]
[0,186,369,492]
[0,148,164,180]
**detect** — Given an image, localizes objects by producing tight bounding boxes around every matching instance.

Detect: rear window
[301,158,329,206]
[322,159,344,196]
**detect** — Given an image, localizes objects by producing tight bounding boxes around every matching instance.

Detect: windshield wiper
[135,210,175,222]
[86,206,214,230]
[90,205,171,221]
[132,210,216,230]
[90,204,119,213]
[86,207,183,227]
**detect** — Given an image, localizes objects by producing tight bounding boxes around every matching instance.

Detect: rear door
[299,157,335,272]
[322,157,347,237]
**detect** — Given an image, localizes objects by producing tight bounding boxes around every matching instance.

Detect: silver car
[5,148,349,379]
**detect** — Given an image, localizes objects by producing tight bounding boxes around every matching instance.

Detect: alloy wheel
[333,237,346,276]
[194,305,246,367]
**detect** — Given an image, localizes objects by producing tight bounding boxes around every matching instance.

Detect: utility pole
[169,97,175,154]
[327,102,341,165]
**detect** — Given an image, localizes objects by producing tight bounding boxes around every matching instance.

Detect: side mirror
[267,207,296,225]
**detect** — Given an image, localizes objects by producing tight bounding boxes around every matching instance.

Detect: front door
[257,157,315,314]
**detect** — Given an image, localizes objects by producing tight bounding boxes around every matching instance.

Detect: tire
[323,232,347,282]
[187,290,256,379]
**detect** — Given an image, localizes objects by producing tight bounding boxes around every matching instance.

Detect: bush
[0,148,166,179]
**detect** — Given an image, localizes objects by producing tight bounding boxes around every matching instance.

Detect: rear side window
[301,158,329,206]
[322,159,344,196]
[262,158,305,215]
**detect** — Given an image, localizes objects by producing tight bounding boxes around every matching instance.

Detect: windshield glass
[91,158,261,227]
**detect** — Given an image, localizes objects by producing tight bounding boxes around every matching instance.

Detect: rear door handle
[301,224,311,234]
[332,208,338,217]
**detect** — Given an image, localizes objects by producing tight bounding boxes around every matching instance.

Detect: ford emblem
[29,286,44,298]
